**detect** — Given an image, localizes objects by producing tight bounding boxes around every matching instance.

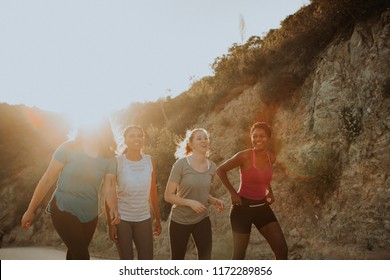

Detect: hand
[108,225,118,242]
[153,220,162,236]
[266,192,275,205]
[214,199,225,212]
[187,200,207,213]
[230,193,242,206]
[109,208,121,225]
[21,210,34,230]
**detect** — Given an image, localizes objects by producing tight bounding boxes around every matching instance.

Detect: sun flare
[64,106,112,134]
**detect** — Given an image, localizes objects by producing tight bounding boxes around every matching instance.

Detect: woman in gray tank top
[164,128,225,259]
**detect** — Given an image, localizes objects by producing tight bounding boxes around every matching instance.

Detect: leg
[231,231,251,260]
[229,205,252,259]
[115,220,135,260]
[258,222,288,260]
[191,217,212,260]
[169,220,191,260]
[50,199,97,260]
[252,204,288,260]
[132,218,154,260]
[81,217,98,248]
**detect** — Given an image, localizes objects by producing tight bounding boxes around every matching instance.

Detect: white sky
[0,0,309,119]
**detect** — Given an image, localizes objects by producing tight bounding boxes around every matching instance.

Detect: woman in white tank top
[107,125,161,259]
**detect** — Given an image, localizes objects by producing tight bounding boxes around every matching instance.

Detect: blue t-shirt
[50,141,116,222]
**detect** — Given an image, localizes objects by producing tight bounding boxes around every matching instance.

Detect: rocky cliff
[272,10,390,259]
[196,9,390,259]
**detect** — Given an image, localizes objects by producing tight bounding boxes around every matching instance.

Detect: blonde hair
[174,128,209,159]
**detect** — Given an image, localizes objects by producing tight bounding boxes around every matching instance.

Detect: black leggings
[50,198,98,260]
[115,218,153,260]
[169,217,212,260]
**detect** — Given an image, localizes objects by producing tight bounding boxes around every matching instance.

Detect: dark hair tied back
[122,125,145,155]
[123,125,145,138]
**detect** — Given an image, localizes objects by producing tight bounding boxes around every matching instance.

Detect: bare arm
[105,199,118,242]
[21,157,64,229]
[103,173,120,225]
[208,195,225,212]
[149,158,161,236]
[266,152,276,204]
[164,180,207,214]
[216,152,246,206]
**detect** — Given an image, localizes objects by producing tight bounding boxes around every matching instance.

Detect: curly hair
[250,122,271,137]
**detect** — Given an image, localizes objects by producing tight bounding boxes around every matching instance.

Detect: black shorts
[230,197,277,234]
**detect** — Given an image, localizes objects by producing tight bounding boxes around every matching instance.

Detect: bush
[211,0,390,105]
[144,126,178,220]
[287,142,341,199]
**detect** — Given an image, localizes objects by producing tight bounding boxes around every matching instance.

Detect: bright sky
[0,0,309,120]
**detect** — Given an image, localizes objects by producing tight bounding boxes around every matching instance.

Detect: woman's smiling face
[251,128,269,150]
[124,127,144,151]
[189,130,210,154]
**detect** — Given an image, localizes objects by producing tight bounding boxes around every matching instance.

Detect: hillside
[1,0,389,259]
[0,104,70,246]
[200,7,390,259]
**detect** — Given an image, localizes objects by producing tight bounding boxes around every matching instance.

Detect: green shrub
[144,126,178,221]
[288,143,341,199]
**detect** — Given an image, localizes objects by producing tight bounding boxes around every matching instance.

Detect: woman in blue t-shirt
[21,117,120,260]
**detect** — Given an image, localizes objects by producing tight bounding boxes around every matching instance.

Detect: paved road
[0,247,100,260]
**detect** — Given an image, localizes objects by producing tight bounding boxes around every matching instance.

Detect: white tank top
[116,154,153,222]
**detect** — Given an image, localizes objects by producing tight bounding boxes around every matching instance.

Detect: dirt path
[0,247,100,260]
